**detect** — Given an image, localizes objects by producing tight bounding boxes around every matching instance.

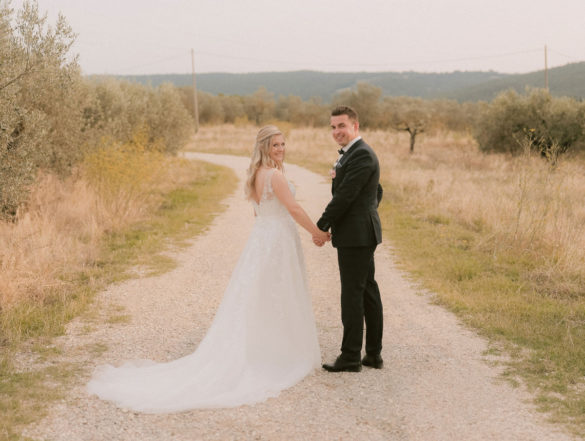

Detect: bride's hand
[312,229,330,247]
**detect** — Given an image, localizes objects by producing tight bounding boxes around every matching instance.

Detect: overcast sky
[10,0,585,75]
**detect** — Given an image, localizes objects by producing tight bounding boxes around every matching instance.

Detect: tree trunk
[409,129,417,154]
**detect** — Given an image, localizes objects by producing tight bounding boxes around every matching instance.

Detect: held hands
[312,229,331,247]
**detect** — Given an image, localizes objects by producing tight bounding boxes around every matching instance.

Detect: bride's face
[269,134,285,164]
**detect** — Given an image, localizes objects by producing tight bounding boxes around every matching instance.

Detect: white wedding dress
[87,168,321,412]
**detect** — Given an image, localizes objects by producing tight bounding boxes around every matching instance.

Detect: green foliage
[178,86,330,127]
[83,78,193,154]
[177,80,480,148]
[198,90,227,124]
[474,88,585,156]
[1,0,81,217]
[332,82,383,128]
[382,96,430,152]
[146,83,193,153]
[275,95,329,127]
[0,1,194,220]
[243,87,276,125]
[218,94,246,123]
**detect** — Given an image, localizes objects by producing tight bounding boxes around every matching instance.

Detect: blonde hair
[245,125,284,200]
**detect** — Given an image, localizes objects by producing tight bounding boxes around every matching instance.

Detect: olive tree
[0,1,195,218]
[474,88,585,159]
[0,0,80,217]
[332,82,382,128]
[382,96,430,153]
[243,87,275,125]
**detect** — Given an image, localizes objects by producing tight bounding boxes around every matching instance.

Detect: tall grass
[1,134,192,337]
[377,132,585,274]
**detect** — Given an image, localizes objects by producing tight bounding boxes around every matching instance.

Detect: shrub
[474,88,585,157]
[332,82,382,128]
[82,132,169,229]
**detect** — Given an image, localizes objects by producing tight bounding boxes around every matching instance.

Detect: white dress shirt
[334,136,362,167]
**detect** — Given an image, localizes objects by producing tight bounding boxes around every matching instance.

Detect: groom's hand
[312,230,330,247]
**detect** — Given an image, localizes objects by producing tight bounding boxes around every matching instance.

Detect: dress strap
[261,168,277,201]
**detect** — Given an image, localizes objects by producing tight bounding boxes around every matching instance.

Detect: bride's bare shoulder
[257,167,282,181]
[258,166,279,173]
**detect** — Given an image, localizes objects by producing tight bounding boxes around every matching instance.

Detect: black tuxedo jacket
[317,139,383,248]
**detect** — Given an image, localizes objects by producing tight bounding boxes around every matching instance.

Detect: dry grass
[0,133,211,322]
[189,125,585,272]
[378,131,585,273]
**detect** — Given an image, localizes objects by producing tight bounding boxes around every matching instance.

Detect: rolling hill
[109,62,585,102]
[447,62,585,101]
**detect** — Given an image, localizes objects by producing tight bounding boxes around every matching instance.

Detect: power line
[115,52,189,74]
[90,46,583,76]
[319,49,544,69]
[191,48,199,133]
[158,47,548,71]
[548,48,579,60]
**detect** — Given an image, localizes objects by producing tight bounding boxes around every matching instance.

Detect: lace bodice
[252,168,295,218]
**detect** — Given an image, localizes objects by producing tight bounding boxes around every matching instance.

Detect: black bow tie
[338,149,345,155]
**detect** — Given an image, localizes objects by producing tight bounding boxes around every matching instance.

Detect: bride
[87,125,330,412]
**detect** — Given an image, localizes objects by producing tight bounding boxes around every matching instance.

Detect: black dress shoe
[361,354,383,369]
[322,356,362,373]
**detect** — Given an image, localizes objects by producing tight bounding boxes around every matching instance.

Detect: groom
[316,105,384,373]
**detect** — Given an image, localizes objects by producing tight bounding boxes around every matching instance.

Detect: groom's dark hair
[331,105,359,122]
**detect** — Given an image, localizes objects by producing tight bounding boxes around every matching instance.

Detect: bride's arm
[271,170,328,240]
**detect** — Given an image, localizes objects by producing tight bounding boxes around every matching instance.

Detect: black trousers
[337,245,383,362]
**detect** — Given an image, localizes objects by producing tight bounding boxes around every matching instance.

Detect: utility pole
[544,44,549,91]
[191,48,200,133]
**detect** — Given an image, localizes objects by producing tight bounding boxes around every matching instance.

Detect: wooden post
[544,44,549,91]
[191,49,200,133]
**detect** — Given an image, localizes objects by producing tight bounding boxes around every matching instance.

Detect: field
[3,122,585,437]
[188,124,585,433]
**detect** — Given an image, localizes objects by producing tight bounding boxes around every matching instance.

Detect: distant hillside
[448,62,585,101]
[109,62,585,102]
[112,70,507,101]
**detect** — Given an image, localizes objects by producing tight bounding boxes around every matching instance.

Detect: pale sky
[10,0,585,75]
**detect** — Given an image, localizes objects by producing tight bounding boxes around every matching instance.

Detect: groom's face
[330,114,359,147]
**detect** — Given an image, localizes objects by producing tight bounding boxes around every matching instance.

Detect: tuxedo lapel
[336,139,362,169]
[333,139,363,195]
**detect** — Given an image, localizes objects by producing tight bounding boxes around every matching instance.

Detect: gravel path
[22,153,574,441]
